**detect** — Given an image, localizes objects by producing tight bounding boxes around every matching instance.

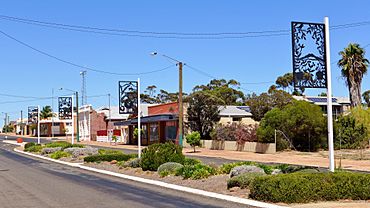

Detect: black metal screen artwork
[28,106,39,124]
[58,97,73,120]
[119,81,138,114]
[292,22,327,88]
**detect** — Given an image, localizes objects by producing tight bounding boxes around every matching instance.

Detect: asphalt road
[0,136,254,208]
[1,134,238,166]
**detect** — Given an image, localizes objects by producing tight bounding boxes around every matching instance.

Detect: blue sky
[1,0,370,126]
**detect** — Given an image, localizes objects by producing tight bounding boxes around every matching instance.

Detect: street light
[151,52,184,147]
[59,88,79,143]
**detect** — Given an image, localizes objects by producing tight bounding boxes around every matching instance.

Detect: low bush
[157,162,184,177]
[141,142,185,171]
[24,142,36,149]
[218,161,255,174]
[183,158,201,166]
[44,141,84,150]
[98,149,124,155]
[50,150,71,159]
[250,172,370,203]
[176,163,217,180]
[227,172,265,189]
[24,144,42,152]
[84,153,136,163]
[256,164,274,175]
[119,158,141,168]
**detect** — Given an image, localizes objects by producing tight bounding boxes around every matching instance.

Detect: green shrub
[256,164,274,174]
[98,149,124,155]
[186,131,201,152]
[157,162,184,177]
[24,142,36,149]
[176,163,217,179]
[141,142,185,171]
[218,161,255,174]
[84,153,136,163]
[227,172,265,189]
[44,141,84,150]
[25,144,42,152]
[184,158,201,166]
[50,151,71,159]
[119,158,141,168]
[250,172,370,203]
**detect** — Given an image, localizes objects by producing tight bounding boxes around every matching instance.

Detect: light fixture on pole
[150,52,184,147]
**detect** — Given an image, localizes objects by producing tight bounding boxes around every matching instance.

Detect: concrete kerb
[13,147,287,208]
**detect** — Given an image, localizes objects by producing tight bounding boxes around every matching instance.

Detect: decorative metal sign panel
[119,81,138,114]
[292,22,327,88]
[58,97,73,120]
[28,106,39,124]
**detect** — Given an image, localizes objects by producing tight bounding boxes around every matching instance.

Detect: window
[149,123,159,142]
[232,117,242,122]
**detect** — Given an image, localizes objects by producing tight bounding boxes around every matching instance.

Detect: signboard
[58,97,73,120]
[27,106,39,124]
[291,22,327,88]
[119,81,138,114]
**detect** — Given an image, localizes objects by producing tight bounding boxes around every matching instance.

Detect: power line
[0,30,176,75]
[184,64,255,93]
[1,14,370,39]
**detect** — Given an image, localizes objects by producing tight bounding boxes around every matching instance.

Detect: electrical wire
[1,15,370,39]
[0,30,176,75]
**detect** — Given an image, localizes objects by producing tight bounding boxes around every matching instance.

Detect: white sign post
[137,78,141,158]
[324,17,335,172]
[37,105,40,144]
[71,96,74,145]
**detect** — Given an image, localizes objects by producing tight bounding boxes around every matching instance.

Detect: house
[218,106,257,125]
[293,96,351,118]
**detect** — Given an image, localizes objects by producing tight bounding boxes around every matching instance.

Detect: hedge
[44,141,84,150]
[250,172,370,203]
[84,153,136,163]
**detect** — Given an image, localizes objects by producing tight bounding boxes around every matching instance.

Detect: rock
[229,165,265,178]
[41,147,62,155]
[271,169,282,175]
[64,147,99,158]
[110,160,117,164]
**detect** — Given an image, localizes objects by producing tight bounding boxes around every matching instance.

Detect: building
[79,104,153,142]
[114,102,258,146]
[293,96,351,118]
[218,106,257,125]
[114,102,180,145]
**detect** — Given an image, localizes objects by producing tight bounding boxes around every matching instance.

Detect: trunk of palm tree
[348,77,362,107]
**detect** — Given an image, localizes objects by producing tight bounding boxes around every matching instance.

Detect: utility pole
[178,62,183,147]
[137,78,141,158]
[21,110,23,135]
[37,106,40,144]
[76,91,80,142]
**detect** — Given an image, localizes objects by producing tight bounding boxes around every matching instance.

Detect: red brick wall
[90,110,107,141]
[148,102,179,115]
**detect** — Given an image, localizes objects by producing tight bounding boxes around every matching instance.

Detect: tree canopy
[257,100,327,151]
[338,43,369,107]
[186,91,223,140]
[245,90,293,121]
[40,106,53,119]
[193,79,245,105]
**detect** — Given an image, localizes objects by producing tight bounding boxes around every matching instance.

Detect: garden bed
[22,141,370,207]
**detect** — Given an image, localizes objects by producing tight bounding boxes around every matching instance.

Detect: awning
[114,114,178,126]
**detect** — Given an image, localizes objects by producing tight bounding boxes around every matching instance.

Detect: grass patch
[84,153,136,163]
[50,151,71,159]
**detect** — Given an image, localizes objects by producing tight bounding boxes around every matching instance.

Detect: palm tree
[363,90,370,107]
[338,43,369,107]
[40,106,53,119]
